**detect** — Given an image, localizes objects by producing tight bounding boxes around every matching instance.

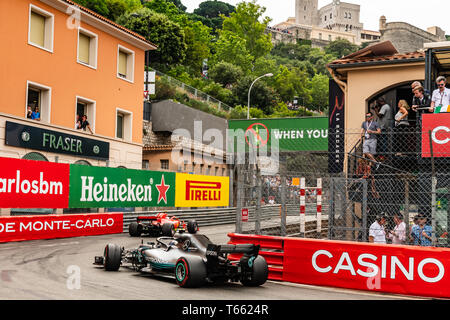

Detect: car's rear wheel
[104,243,122,271]
[128,222,142,237]
[162,223,175,237]
[175,256,207,288]
[187,220,198,234]
[240,256,268,287]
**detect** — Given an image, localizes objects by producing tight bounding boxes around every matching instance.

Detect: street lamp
[247,73,273,119]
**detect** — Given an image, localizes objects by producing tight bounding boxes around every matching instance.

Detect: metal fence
[150,68,233,112]
[232,127,450,248]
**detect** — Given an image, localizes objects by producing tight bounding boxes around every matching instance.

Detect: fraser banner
[0,157,229,209]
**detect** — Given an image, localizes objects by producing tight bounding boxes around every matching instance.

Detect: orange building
[0,0,156,169]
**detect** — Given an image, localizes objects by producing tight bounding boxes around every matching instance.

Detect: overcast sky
[184,0,450,33]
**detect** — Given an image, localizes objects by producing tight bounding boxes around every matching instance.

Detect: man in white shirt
[388,214,406,245]
[430,76,450,112]
[369,215,387,244]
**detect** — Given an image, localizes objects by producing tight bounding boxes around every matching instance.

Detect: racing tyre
[241,256,268,287]
[104,243,122,271]
[162,223,175,237]
[175,256,207,288]
[187,220,198,234]
[128,222,142,237]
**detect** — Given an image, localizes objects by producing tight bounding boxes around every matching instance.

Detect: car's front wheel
[104,243,122,271]
[175,256,207,288]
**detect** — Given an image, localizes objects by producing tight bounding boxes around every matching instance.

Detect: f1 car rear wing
[206,244,260,257]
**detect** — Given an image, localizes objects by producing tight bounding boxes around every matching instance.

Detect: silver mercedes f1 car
[94,230,268,288]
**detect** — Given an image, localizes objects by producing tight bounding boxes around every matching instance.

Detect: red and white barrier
[228,233,450,299]
[0,213,123,243]
[299,178,322,234]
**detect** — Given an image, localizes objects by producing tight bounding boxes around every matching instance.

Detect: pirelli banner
[0,157,229,209]
[175,173,229,207]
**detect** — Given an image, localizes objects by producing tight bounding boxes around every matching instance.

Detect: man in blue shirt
[411,214,433,246]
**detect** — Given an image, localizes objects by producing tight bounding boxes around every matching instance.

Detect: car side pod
[175,256,207,288]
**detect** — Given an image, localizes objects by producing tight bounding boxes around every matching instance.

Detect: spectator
[369,214,387,244]
[356,158,380,198]
[80,115,93,134]
[31,106,41,121]
[414,214,433,246]
[394,100,410,155]
[26,106,33,119]
[410,215,420,244]
[361,111,381,169]
[75,114,81,130]
[371,97,393,157]
[387,213,406,245]
[411,86,432,113]
[430,76,450,113]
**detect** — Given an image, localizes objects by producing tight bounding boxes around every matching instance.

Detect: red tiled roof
[62,0,157,48]
[329,51,425,67]
[143,145,175,152]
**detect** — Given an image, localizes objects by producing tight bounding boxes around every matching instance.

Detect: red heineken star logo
[156,175,170,204]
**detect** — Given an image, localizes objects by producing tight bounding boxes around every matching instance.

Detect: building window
[200,164,204,174]
[329,35,332,41]
[319,33,322,40]
[117,45,135,83]
[222,168,226,176]
[324,15,327,21]
[26,81,51,122]
[142,160,149,169]
[215,167,219,176]
[116,108,133,141]
[28,5,54,52]
[76,96,96,133]
[206,165,211,175]
[160,159,169,170]
[77,28,98,69]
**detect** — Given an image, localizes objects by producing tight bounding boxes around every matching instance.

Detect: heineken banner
[228,117,329,153]
[68,165,175,208]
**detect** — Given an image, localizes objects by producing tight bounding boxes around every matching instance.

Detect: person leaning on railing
[411,86,432,113]
[393,100,410,156]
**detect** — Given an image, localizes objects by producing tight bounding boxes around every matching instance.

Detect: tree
[106,0,142,21]
[325,38,359,58]
[233,76,279,115]
[194,1,235,18]
[212,31,254,73]
[209,61,243,87]
[219,0,273,68]
[166,0,186,12]
[116,8,187,66]
[272,65,312,105]
[308,74,329,112]
[72,0,109,17]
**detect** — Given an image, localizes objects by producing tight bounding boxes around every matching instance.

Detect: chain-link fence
[232,127,450,248]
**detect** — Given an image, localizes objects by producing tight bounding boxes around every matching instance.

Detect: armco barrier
[228,233,450,299]
[227,233,285,281]
[0,213,123,243]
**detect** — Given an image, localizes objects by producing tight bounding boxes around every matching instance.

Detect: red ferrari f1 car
[128,212,198,237]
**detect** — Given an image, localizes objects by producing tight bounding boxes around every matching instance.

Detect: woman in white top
[394,100,410,155]
[394,100,409,127]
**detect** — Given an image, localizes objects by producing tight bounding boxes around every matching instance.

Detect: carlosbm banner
[175,173,229,207]
[68,165,175,208]
[0,213,123,243]
[0,157,70,208]
[283,238,450,299]
[421,113,450,158]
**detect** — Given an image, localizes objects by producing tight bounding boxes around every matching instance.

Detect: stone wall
[380,21,446,53]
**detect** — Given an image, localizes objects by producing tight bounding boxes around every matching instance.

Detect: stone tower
[295,0,318,26]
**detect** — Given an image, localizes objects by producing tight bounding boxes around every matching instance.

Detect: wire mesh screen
[232,128,450,248]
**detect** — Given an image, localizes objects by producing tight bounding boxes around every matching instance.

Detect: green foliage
[232,76,279,115]
[229,105,264,119]
[166,0,186,12]
[192,1,235,32]
[324,38,359,58]
[72,0,110,17]
[309,74,329,112]
[271,65,312,105]
[209,61,244,87]
[116,8,187,66]
[220,0,273,65]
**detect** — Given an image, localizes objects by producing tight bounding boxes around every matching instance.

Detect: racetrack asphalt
[0,223,423,300]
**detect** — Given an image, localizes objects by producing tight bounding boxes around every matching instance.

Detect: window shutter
[78,33,90,64]
[118,51,128,77]
[30,12,45,47]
